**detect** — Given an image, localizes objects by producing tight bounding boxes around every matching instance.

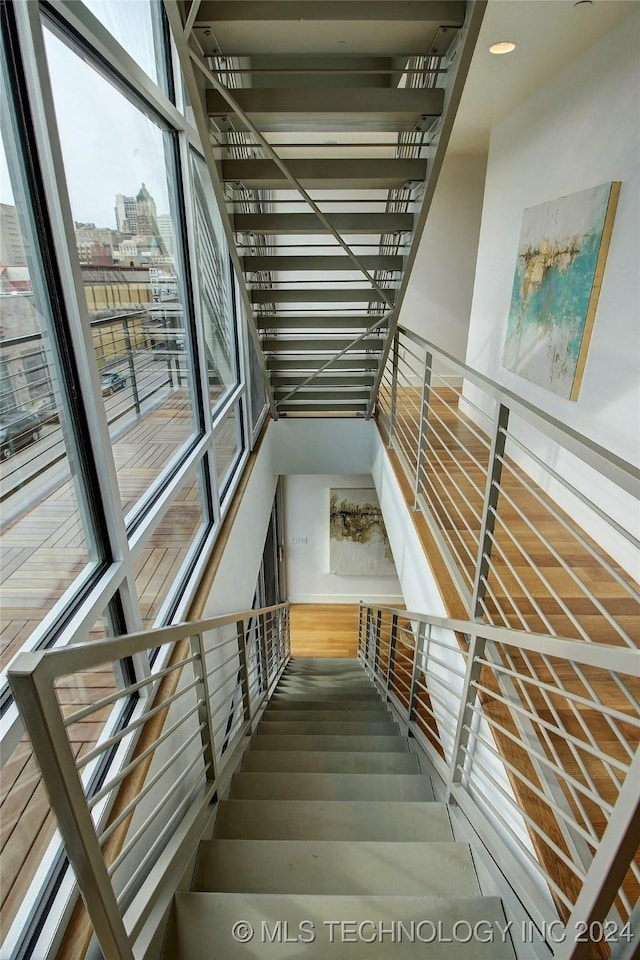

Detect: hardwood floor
[289,604,361,658]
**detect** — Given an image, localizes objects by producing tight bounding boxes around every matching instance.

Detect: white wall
[201,428,278,616]
[399,153,487,362]
[270,417,376,475]
[285,473,403,604]
[466,11,640,466]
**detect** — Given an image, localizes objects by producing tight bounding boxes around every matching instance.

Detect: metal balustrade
[358,603,640,960]
[8,603,290,960]
[377,325,640,648]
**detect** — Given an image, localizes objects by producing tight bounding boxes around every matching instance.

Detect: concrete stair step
[229,772,434,801]
[242,751,421,774]
[193,840,478,896]
[213,801,451,841]
[257,720,398,736]
[270,691,381,701]
[168,893,516,958]
[284,658,361,671]
[250,735,407,752]
[268,698,383,711]
[262,708,391,723]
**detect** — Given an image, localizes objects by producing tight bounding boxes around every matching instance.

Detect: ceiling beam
[250,288,394,304]
[243,255,403,272]
[261,337,383,353]
[195,2,466,24]
[234,212,413,234]
[268,357,378,370]
[224,158,427,190]
[207,86,443,118]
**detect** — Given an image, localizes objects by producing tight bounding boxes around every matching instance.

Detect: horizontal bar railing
[8,601,290,960]
[359,602,640,960]
[377,325,639,648]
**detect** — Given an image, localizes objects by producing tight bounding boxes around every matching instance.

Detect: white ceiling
[449,0,640,154]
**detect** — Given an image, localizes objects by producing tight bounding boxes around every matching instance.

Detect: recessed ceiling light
[489,41,517,55]
[574,1,593,8]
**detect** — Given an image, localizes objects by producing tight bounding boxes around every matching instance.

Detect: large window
[0,2,256,956]
[43,24,201,522]
[0,71,97,674]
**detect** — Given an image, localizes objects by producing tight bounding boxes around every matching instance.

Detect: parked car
[32,395,59,425]
[0,410,42,459]
[100,371,127,396]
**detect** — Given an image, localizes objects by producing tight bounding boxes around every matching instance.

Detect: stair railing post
[284,604,291,660]
[259,611,269,692]
[9,656,135,960]
[364,607,373,671]
[374,608,383,683]
[471,402,510,619]
[190,632,218,783]
[556,744,640,960]
[236,618,253,724]
[386,612,399,697]
[357,602,364,661]
[446,627,485,803]
[413,350,433,510]
[407,621,426,730]
[388,330,400,448]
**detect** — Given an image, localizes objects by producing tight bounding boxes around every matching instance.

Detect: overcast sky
[1,0,173,229]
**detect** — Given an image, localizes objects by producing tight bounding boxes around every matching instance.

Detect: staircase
[162,657,516,958]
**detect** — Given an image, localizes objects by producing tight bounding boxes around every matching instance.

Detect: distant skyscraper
[134,183,158,237]
[115,193,137,234]
[157,214,174,257]
[0,204,27,266]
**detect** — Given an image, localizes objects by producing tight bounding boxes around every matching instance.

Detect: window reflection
[43,26,201,518]
[214,401,243,497]
[83,0,164,88]
[0,80,93,670]
[191,153,238,410]
[134,465,208,626]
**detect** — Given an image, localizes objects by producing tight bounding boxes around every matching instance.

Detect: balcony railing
[376,325,639,648]
[8,602,290,960]
[359,603,640,960]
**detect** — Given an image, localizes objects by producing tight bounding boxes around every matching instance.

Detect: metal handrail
[396,325,639,496]
[377,326,640,656]
[8,601,290,960]
[359,601,640,960]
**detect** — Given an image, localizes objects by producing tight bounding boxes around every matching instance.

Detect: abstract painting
[503,182,619,400]
[329,488,395,577]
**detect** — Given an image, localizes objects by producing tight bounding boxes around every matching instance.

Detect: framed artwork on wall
[503,181,620,400]
[329,487,395,577]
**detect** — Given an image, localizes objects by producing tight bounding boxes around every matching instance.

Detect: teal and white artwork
[503,182,619,400]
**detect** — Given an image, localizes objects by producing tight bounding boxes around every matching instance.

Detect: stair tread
[214,800,452,841]
[268,699,384,711]
[250,734,407,752]
[242,751,421,773]
[169,893,516,958]
[229,772,434,801]
[194,840,479,896]
[258,720,398,735]
[271,692,381,701]
[262,709,391,722]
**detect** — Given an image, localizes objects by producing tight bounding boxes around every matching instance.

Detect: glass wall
[0,1,261,955]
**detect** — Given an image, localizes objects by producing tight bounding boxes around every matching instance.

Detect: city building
[0,2,638,960]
